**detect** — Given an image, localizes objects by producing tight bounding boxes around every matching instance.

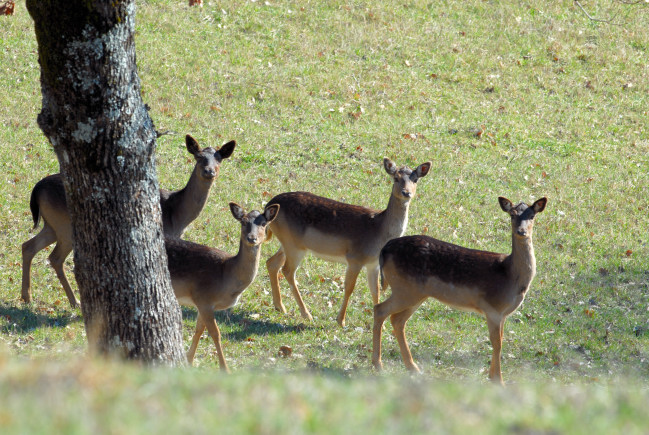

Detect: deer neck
[227,239,262,292]
[380,192,411,239]
[508,236,536,289]
[177,170,213,224]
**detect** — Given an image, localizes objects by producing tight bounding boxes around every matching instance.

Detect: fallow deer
[21,135,235,307]
[265,158,431,327]
[372,196,547,384]
[166,202,279,372]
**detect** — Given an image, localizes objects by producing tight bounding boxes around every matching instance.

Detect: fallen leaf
[278,345,293,357]
[625,250,633,257]
[0,1,15,15]
[348,111,362,120]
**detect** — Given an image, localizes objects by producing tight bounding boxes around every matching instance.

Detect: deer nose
[246,235,258,244]
[516,228,527,237]
[203,168,217,179]
[401,190,412,198]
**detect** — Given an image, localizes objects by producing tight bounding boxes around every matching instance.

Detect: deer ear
[532,197,547,213]
[416,161,432,178]
[229,202,245,221]
[185,135,201,155]
[218,140,236,159]
[384,158,397,176]
[264,204,280,223]
[498,197,513,213]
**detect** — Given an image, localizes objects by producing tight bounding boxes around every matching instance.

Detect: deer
[264,157,432,327]
[372,196,547,384]
[21,135,236,308]
[166,202,279,372]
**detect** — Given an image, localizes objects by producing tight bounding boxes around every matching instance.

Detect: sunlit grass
[0,0,648,431]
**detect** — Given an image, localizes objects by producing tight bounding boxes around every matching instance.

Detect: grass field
[1,0,648,432]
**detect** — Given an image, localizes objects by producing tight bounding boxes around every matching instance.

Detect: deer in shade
[21,135,235,307]
[372,196,547,384]
[166,202,279,372]
[265,158,431,327]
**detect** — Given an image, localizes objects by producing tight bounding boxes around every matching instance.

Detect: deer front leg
[198,308,229,373]
[336,262,363,327]
[487,316,504,385]
[366,264,381,305]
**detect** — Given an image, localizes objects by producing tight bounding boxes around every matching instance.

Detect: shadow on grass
[0,302,82,333]
[180,306,313,342]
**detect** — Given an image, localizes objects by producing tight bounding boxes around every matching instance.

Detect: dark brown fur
[165,237,229,281]
[381,235,510,306]
[30,174,67,227]
[267,191,382,238]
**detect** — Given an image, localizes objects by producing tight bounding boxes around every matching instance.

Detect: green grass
[1,357,648,434]
[1,0,648,431]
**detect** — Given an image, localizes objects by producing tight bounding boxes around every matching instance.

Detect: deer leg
[48,240,77,308]
[366,264,380,305]
[281,249,311,321]
[486,315,505,385]
[266,248,287,313]
[390,304,423,373]
[336,262,363,327]
[21,224,57,303]
[373,290,425,371]
[198,307,229,373]
[187,314,206,364]
[372,297,392,371]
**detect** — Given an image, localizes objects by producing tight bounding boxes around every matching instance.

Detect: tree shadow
[0,302,83,333]
[180,306,313,342]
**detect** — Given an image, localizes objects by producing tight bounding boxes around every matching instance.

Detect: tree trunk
[26,0,185,364]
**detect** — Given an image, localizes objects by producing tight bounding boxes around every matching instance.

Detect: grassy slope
[0,0,648,431]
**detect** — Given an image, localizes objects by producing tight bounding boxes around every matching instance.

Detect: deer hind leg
[198,307,229,373]
[21,224,57,303]
[372,291,424,371]
[280,248,312,321]
[336,262,363,327]
[486,315,505,385]
[266,248,287,313]
[390,303,424,373]
[49,240,77,308]
[187,314,206,364]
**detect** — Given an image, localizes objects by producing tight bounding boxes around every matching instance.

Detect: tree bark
[26,0,185,364]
